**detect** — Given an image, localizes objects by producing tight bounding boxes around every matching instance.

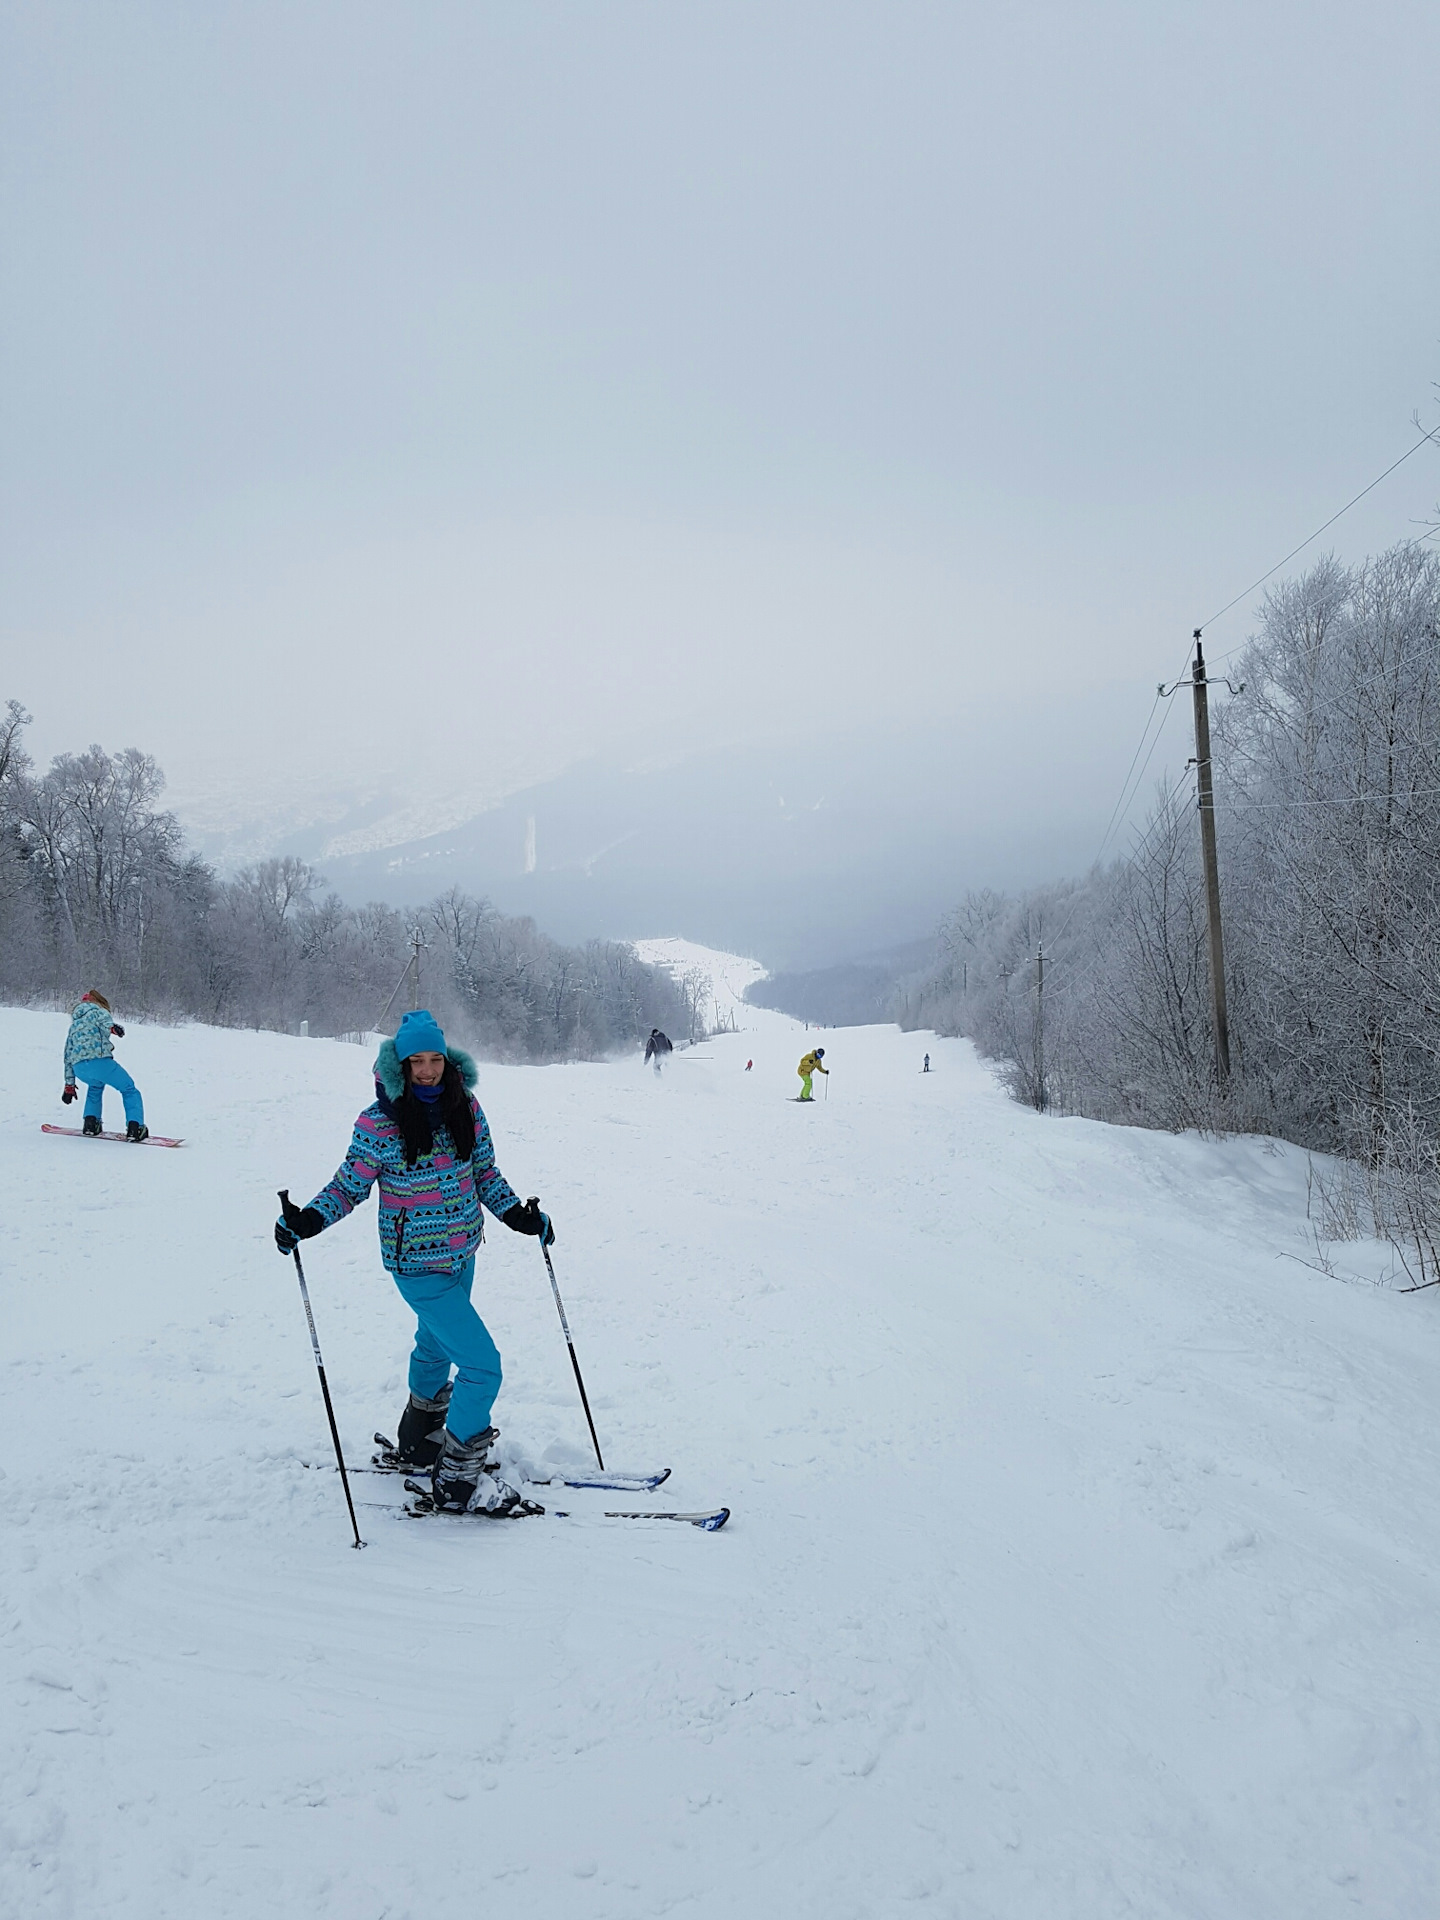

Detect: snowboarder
[61,990,149,1142]
[745,1059,753,1072]
[923,1053,930,1073]
[797,1046,827,1101]
[644,1029,674,1076]
[273,1009,555,1516]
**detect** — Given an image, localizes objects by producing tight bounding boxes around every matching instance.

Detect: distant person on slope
[644,1029,674,1076]
[797,1046,827,1101]
[273,1009,555,1517]
[61,990,149,1142]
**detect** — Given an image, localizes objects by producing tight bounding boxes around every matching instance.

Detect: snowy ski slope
[3,954,1439,1918]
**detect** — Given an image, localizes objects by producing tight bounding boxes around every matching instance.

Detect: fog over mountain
[172,681,1143,970]
[5,2,1438,974]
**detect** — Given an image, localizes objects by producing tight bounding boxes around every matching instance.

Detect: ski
[599,1508,729,1531]
[526,1468,672,1493]
[42,1123,184,1148]
[369,1432,670,1492]
[400,1479,729,1530]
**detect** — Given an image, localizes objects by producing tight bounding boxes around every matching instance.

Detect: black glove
[275,1188,324,1254]
[62,1084,77,1105]
[503,1196,555,1248]
[110,1024,125,1038]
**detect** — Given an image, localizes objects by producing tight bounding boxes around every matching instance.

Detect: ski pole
[537,1230,605,1470]
[279,1190,365,1550]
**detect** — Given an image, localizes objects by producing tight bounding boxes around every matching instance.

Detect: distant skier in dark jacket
[274,1009,555,1517]
[61,990,149,1141]
[644,1029,674,1076]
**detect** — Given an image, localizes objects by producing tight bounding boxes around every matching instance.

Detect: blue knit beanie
[394,1009,447,1061]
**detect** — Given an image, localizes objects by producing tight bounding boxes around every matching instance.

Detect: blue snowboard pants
[73,1058,145,1126]
[391,1254,501,1444]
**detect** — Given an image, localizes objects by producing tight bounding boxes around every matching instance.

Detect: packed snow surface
[4,954,1439,1918]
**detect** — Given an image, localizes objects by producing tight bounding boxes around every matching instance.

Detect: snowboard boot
[393,1382,453,1468]
[82,1114,103,1137]
[431,1427,542,1517]
[126,1121,150,1144]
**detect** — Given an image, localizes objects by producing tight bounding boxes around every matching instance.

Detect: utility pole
[1190,635,1231,1086]
[374,927,429,1035]
[408,926,425,1011]
[1034,943,1046,1112]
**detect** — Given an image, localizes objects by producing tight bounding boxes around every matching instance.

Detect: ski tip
[601,1507,731,1529]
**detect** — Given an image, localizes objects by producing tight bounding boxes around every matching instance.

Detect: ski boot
[431,1427,542,1517]
[82,1115,103,1137]
[382,1382,452,1469]
[126,1121,150,1144]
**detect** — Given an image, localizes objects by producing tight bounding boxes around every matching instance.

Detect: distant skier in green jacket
[797,1047,827,1101]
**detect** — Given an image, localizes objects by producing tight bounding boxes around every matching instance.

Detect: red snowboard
[42,1123,185,1148]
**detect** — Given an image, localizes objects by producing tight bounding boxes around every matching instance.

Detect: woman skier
[61,990,149,1141]
[274,1009,555,1516]
[797,1046,828,1101]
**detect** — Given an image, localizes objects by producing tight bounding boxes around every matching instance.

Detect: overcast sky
[3,1,1438,856]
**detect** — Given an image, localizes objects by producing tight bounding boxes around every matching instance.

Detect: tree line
[903,543,1440,1282]
[0,703,691,1062]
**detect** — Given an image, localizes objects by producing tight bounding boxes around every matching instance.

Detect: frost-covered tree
[0,714,693,1062]
[904,541,1440,1266]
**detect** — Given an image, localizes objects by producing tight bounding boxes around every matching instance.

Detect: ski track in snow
[3,961,1439,1918]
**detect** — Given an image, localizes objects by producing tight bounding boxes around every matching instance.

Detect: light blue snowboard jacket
[63,1001,115,1086]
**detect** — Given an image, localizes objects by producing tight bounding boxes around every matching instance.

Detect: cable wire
[1199,421,1440,643]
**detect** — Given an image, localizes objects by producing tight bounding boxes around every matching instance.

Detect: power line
[1045,680,1186,954]
[1219,786,1440,810]
[1039,772,1200,994]
[1056,423,1440,933]
[1199,421,1440,645]
[1088,691,1164,870]
[1003,422,1440,989]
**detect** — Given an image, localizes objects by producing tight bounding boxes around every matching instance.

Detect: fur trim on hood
[373,1037,479,1102]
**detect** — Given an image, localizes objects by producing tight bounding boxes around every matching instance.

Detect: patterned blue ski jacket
[63,1000,115,1085]
[303,1042,522,1276]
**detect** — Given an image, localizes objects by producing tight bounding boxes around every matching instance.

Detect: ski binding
[370,1433,670,1492]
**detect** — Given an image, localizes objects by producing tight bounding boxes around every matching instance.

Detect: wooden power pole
[1034,943,1046,1112]
[1190,635,1231,1086]
[409,927,425,1011]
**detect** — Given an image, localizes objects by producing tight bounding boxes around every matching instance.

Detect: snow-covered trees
[907,543,1440,1263]
[0,712,689,1061]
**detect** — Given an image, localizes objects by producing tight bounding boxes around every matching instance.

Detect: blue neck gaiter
[410,1080,444,1105]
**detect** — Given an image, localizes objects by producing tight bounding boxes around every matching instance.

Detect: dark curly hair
[391,1057,477,1167]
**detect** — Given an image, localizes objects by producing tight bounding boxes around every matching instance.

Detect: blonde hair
[83,990,111,1011]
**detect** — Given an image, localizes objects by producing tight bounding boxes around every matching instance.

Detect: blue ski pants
[391,1254,501,1444]
[73,1058,145,1126]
